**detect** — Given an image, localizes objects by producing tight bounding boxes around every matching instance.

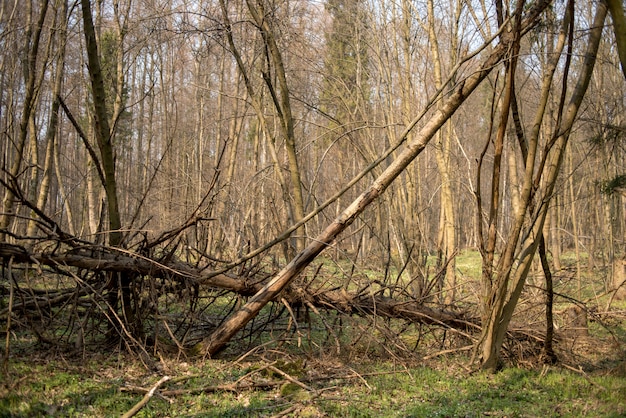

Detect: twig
[269,403,301,418]
[305,300,341,355]
[344,365,372,390]
[422,344,474,360]
[3,257,14,376]
[161,380,281,396]
[267,365,312,392]
[561,364,608,391]
[121,375,170,418]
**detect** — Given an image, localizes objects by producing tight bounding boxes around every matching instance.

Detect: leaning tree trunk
[199,0,552,356]
[606,0,626,79]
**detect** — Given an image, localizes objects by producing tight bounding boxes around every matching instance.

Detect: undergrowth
[2,250,625,417]
[1,349,625,417]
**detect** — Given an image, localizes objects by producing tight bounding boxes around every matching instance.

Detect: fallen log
[0,242,478,332]
[0,242,260,295]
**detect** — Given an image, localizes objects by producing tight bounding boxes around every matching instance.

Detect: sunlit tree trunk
[427,0,459,305]
[0,0,49,240]
[245,0,306,254]
[80,0,122,247]
[27,0,68,239]
[478,1,606,371]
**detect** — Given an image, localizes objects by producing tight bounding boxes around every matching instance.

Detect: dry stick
[162,360,277,393]
[161,319,185,354]
[266,365,313,392]
[561,364,608,392]
[270,404,302,418]
[344,365,372,391]
[161,379,281,397]
[422,344,474,361]
[121,375,170,418]
[201,4,550,357]
[280,297,299,334]
[126,368,406,399]
[178,361,263,394]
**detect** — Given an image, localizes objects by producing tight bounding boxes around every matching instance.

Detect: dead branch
[266,364,313,392]
[121,375,171,418]
[0,242,479,334]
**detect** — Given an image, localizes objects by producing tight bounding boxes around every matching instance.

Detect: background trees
[1,0,624,370]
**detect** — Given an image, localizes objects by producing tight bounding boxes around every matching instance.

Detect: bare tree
[80,0,122,247]
[0,0,50,240]
[476,0,607,371]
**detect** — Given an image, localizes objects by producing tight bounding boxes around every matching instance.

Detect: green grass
[2,353,625,417]
[3,249,625,417]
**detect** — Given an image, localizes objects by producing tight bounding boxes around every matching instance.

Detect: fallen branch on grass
[121,375,170,418]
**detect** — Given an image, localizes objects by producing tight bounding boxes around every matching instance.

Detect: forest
[1,0,625,416]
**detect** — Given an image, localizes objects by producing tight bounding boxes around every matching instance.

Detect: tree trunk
[0,0,49,240]
[606,0,626,79]
[427,0,458,306]
[478,1,607,371]
[245,0,306,254]
[200,0,552,355]
[80,0,122,248]
[26,0,68,239]
[539,235,557,364]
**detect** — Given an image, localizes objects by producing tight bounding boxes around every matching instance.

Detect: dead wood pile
[0,241,477,332]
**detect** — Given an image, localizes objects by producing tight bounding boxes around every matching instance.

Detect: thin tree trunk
[27,0,68,238]
[0,0,49,240]
[245,0,306,254]
[539,234,557,364]
[478,1,607,371]
[53,133,75,236]
[427,0,458,305]
[568,149,582,298]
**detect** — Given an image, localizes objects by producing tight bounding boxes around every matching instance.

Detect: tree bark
[539,235,557,364]
[246,0,306,254]
[200,0,552,356]
[26,0,68,239]
[80,0,122,248]
[0,0,49,240]
[478,0,607,371]
[606,0,626,79]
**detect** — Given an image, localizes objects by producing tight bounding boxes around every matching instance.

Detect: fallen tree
[0,241,477,333]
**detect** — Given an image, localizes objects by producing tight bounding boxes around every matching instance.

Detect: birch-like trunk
[200,0,552,356]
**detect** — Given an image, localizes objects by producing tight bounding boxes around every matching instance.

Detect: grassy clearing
[1,348,625,417]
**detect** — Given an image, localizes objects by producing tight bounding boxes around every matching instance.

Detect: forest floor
[2,306,625,417]
[1,252,626,417]
[1,336,625,417]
